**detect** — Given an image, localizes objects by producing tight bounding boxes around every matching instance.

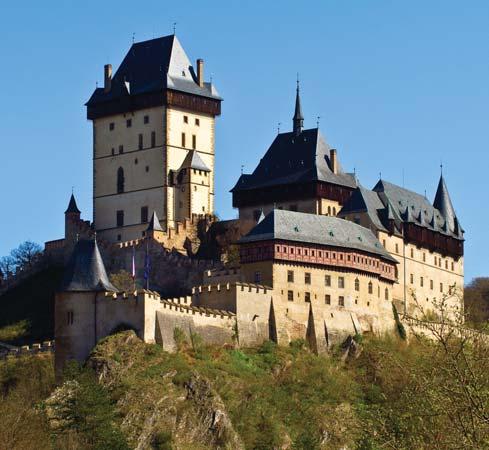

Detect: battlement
[1,340,55,359]
[103,289,162,301]
[159,298,235,319]
[193,282,271,295]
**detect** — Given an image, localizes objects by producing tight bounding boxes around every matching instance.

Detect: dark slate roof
[182,150,211,172]
[231,128,357,192]
[86,35,221,107]
[433,175,461,236]
[146,211,164,232]
[61,240,117,292]
[65,194,81,214]
[240,209,397,263]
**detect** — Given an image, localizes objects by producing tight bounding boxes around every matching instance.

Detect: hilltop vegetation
[1,327,489,450]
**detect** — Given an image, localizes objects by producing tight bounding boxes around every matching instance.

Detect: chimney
[330,149,338,174]
[104,64,112,93]
[197,59,204,87]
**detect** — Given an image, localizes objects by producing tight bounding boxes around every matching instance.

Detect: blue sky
[0,1,487,282]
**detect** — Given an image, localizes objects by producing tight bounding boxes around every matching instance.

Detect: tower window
[430,279,434,290]
[151,131,156,147]
[287,270,294,283]
[141,206,148,223]
[368,281,373,294]
[117,167,125,193]
[254,271,262,283]
[192,135,196,149]
[126,119,132,128]
[395,243,399,253]
[109,122,114,131]
[420,277,424,287]
[305,273,311,284]
[116,210,124,227]
[355,278,360,291]
[111,148,115,156]
[183,115,188,124]
[305,292,311,303]
[145,166,149,173]
[144,115,149,124]
[325,275,331,286]
[195,118,200,126]
[134,158,138,164]
[338,277,345,289]
[138,134,143,150]
[325,294,331,305]
[181,133,186,147]
[287,290,294,301]
[67,310,74,325]
[385,288,389,300]
[338,296,345,306]
[119,145,124,154]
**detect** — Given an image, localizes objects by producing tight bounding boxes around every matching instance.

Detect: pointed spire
[293,76,304,135]
[403,205,415,223]
[61,239,117,292]
[65,193,81,214]
[257,209,265,223]
[433,174,458,234]
[146,211,163,232]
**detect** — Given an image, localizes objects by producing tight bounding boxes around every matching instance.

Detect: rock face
[87,331,243,449]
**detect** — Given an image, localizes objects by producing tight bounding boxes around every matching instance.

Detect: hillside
[1,329,489,449]
[0,266,63,345]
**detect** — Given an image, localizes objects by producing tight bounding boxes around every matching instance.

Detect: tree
[10,241,42,271]
[464,277,489,327]
[109,270,135,292]
[0,256,16,283]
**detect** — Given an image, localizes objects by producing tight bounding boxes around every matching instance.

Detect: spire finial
[440,161,443,175]
[293,75,304,135]
[241,164,244,175]
[277,122,281,134]
[71,186,74,195]
[379,171,382,180]
[316,116,321,128]
[132,32,135,44]
[173,22,177,35]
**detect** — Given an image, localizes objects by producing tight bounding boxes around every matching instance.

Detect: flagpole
[132,245,136,292]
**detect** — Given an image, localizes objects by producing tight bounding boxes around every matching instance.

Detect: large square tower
[86,35,222,242]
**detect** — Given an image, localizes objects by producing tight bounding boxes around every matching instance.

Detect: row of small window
[116,206,149,227]
[286,290,389,303]
[386,241,456,271]
[109,115,151,131]
[183,115,200,126]
[181,133,197,149]
[410,274,447,293]
[111,132,156,156]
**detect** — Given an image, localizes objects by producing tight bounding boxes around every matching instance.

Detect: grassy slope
[0,266,64,345]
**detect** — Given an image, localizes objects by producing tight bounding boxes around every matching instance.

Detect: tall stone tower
[86,35,222,242]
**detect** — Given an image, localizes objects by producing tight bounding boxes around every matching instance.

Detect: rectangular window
[338,296,345,306]
[195,118,200,126]
[141,206,148,223]
[430,279,434,290]
[305,272,311,284]
[410,248,414,258]
[410,274,414,284]
[119,145,124,154]
[151,131,156,147]
[451,262,454,271]
[67,310,74,325]
[305,292,311,303]
[423,253,426,262]
[254,271,262,284]
[181,133,186,147]
[440,283,443,293]
[338,277,345,289]
[287,290,294,301]
[420,277,424,287]
[287,270,294,283]
[325,294,331,305]
[126,118,132,128]
[183,115,188,124]
[116,210,124,227]
[138,133,143,150]
[144,115,149,124]
[192,134,196,149]
[395,243,399,253]
[325,275,331,287]
[109,122,115,131]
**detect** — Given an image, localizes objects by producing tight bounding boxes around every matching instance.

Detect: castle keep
[52,34,465,373]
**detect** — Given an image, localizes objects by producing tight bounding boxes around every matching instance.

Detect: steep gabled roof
[231,128,357,192]
[65,194,81,214]
[146,211,164,232]
[181,150,211,172]
[86,35,221,107]
[240,209,396,263]
[61,240,117,292]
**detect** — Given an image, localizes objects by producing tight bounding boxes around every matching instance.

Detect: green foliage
[0,265,63,345]
[173,326,187,351]
[152,430,173,449]
[110,269,137,292]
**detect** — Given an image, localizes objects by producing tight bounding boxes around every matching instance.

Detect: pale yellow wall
[377,231,464,317]
[239,198,318,221]
[166,106,215,227]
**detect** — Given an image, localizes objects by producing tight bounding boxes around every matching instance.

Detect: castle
[51,35,465,374]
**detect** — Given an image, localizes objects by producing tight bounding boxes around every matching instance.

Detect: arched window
[117,167,125,193]
[368,281,373,294]
[354,278,360,292]
[385,288,389,300]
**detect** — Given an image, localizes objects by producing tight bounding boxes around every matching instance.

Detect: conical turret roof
[146,211,164,232]
[65,194,81,214]
[433,174,459,234]
[61,239,117,292]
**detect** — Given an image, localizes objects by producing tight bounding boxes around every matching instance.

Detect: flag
[131,246,136,279]
[143,241,151,289]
